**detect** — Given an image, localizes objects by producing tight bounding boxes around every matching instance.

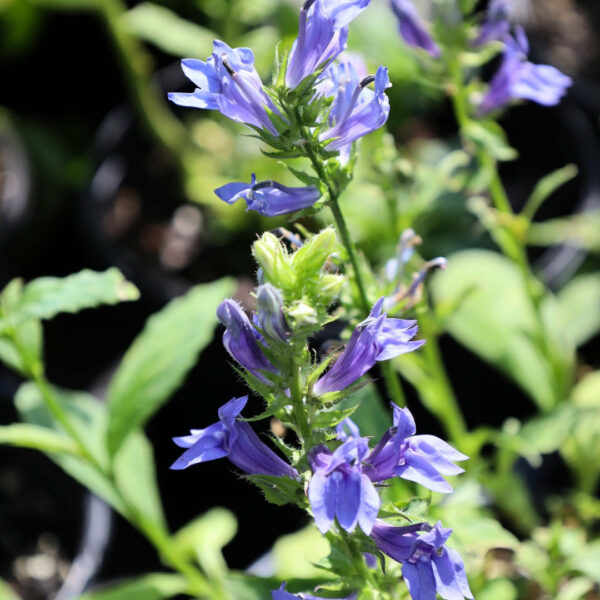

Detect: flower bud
[252,232,294,288]
[256,284,289,343]
[288,300,318,328]
[319,274,345,305]
[291,227,337,278]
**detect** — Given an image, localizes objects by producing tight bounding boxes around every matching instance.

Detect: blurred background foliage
[1,0,600,599]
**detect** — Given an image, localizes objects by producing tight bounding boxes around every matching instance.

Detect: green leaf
[556,577,595,600]
[272,524,331,579]
[464,121,517,162]
[339,383,391,439]
[0,423,79,455]
[245,474,305,507]
[79,573,187,600]
[223,574,286,600]
[478,579,518,600]
[431,250,573,410]
[14,269,139,324]
[15,383,165,526]
[107,278,234,456]
[522,164,578,221]
[561,371,600,493]
[122,3,216,58]
[173,508,237,578]
[557,273,600,347]
[569,540,600,583]
[0,579,21,600]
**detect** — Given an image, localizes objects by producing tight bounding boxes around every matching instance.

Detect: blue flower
[371,520,473,600]
[171,395,297,478]
[285,0,372,89]
[472,0,512,47]
[364,404,468,493]
[217,299,278,382]
[318,64,391,153]
[308,438,380,534]
[479,28,572,115]
[272,583,357,600]
[168,40,280,134]
[215,174,321,217]
[313,298,424,395]
[255,284,290,343]
[390,0,440,57]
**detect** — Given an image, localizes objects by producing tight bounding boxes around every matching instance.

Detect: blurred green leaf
[15,383,165,525]
[123,3,216,58]
[79,573,187,600]
[10,269,139,326]
[272,524,331,579]
[339,383,391,439]
[562,371,600,493]
[521,164,578,221]
[0,579,20,600]
[0,279,43,373]
[173,507,237,578]
[0,423,79,455]
[557,273,600,347]
[556,577,595,600]
[464,121,517,162]
[568,540,600,583]
[431,250,572,410]
[519,404,576,455]
[107,277,234,457]
[528,211,600,253]
[478,578,518,600]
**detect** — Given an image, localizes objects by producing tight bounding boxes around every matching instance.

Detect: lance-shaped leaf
[9,269,139,326]
[0,423,79,456]
[79,573,188,600]
[107,278,234,457]
[15,383,166,527]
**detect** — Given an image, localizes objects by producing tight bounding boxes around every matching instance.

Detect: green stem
[449,55,567,407]
[21,359,210,597]
[294,107,370,315]
[290,362,311,444]
[328,198,370,315]
[419,315,467,443]
[381,360,406,407]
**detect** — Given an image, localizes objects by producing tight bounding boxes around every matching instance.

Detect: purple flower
[171,395,297,478]
[217,299,277,382]
[318,64,391,153]
[285,0,372,89]
[272,583,357,600]
[308,438,380,534]
[479,28,572,115]
[364,404,468,493]
[255,284,290,343]
[472,0,512,47]
[215,174,321,217]
[313,298,424,396]
[390,0,440,58]
[371,520,473,600]
[168,40,280,135]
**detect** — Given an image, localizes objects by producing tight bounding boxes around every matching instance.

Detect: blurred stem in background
[447,53,570,410]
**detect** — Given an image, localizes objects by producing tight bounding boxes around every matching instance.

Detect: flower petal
[396,448,453,493]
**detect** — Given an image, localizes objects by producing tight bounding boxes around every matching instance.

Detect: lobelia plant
[165,0,479,598]
[1,0,593,599]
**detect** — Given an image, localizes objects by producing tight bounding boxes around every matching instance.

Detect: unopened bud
[256,284,289,342]
[288,300,318,328]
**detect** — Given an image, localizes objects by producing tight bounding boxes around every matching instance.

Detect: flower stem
[291,361,311,444]
[16,345,211,598]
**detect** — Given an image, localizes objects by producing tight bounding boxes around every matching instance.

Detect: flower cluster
[389,0,571,114]
[169,0,391,217]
